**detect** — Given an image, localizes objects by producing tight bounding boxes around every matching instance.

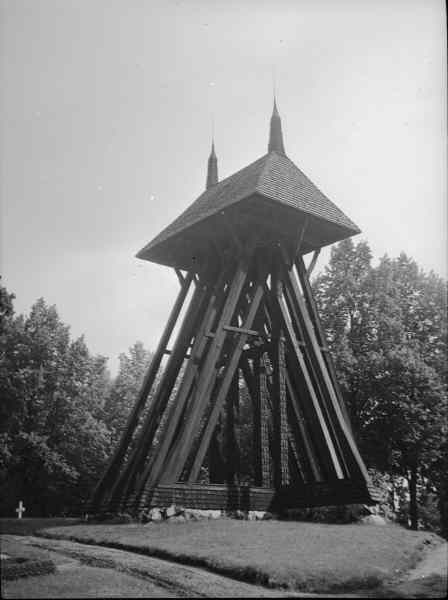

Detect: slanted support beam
[160,253,252,485]
[187,278,264,483]
[291,218,308,265]
[175,268,186,286]
[306,249,320,277]
[136,265,231,494]
[109,277,209,506]
[294,257,369,481]
[273,268,345,480]
[90,271,194,510]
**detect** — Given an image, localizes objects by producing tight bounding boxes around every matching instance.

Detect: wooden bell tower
[92,101,378,515]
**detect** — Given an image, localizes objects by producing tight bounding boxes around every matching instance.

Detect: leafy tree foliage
[0,293,112,516]
[313,241,448,530]
[103,341,153,447]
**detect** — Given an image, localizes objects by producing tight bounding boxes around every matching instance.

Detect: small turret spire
[268,97,285,154]
[206,139,218,189]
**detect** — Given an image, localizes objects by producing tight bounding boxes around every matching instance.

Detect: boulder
[183,508,222,520]
[165,504,177,518]
[165,504,185,518]
[168,515,186,523]
[360,514,388,526]
[262,512,274,520]
[248,511,266,520]
[147,507,164,522]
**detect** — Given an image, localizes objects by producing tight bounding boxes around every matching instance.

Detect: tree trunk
[409,465,418,530]
[439,480,448,540]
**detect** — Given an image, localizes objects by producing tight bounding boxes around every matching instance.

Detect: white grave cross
[15,500,26,519]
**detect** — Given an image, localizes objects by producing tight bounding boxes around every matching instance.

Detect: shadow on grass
[0,518,82,537]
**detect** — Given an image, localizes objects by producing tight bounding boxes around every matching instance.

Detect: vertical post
[270,262,289,489]
[224,372,239,484]
[252,355,263,487]
[209,418,225,483]
[259,353,272,488]
[272,331,289,488]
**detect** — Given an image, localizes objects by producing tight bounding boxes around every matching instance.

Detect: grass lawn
[39,520,443,593]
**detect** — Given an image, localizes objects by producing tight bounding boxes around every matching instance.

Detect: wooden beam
[292,218,309,264]
[274,274,345,480]
[280,270,347,478]
[136,266,231,494]
[296,256,351,427]
[283,261,353,475]
[259,352,273,488]
[271,330,289,488]
[223,325,265,338]
[174,268,185,286]
[224,372,239,484]
[159,254,251,484]
[187,280,264,483]
[209,417,225,483]
[90,271,194,510]
[285,369,323,482]
[109,277,210,506]
[294,258,369,481]
[240,355,262,487]
[163,349,192,359]
[306,249,320,277]
[286,423,307,484]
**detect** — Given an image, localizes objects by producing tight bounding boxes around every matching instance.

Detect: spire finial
[206,135,218,189]
[268,95,285,154]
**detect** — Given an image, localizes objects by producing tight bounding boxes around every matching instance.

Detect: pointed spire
[268,97,286,154]
[206,139,218,189]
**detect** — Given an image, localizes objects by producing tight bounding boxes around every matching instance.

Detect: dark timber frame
[92,101,378,514]
[91,239,378,515]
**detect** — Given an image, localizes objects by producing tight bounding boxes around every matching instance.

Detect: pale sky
[1,0,446,374]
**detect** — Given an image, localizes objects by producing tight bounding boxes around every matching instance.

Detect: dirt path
[376,541,447,599]
[405,541,447,580]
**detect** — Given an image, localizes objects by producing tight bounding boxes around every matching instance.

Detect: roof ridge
[203,152,269,194]
[255,150,280,191]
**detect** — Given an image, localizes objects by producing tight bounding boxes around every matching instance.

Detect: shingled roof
[137,101,360,266]
[137,151,359,262]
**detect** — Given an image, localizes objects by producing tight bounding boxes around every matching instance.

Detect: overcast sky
[1,0,446,373]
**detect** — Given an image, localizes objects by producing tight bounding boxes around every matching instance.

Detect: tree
[0,296,112,515]
[312,239,378,439]
[104,341,153,446]
[313,242,448,530]
[369,254,447,529]
[0,277,15,333]
[364,345,447,529]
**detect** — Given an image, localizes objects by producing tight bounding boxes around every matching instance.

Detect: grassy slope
[39,520,442,593]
